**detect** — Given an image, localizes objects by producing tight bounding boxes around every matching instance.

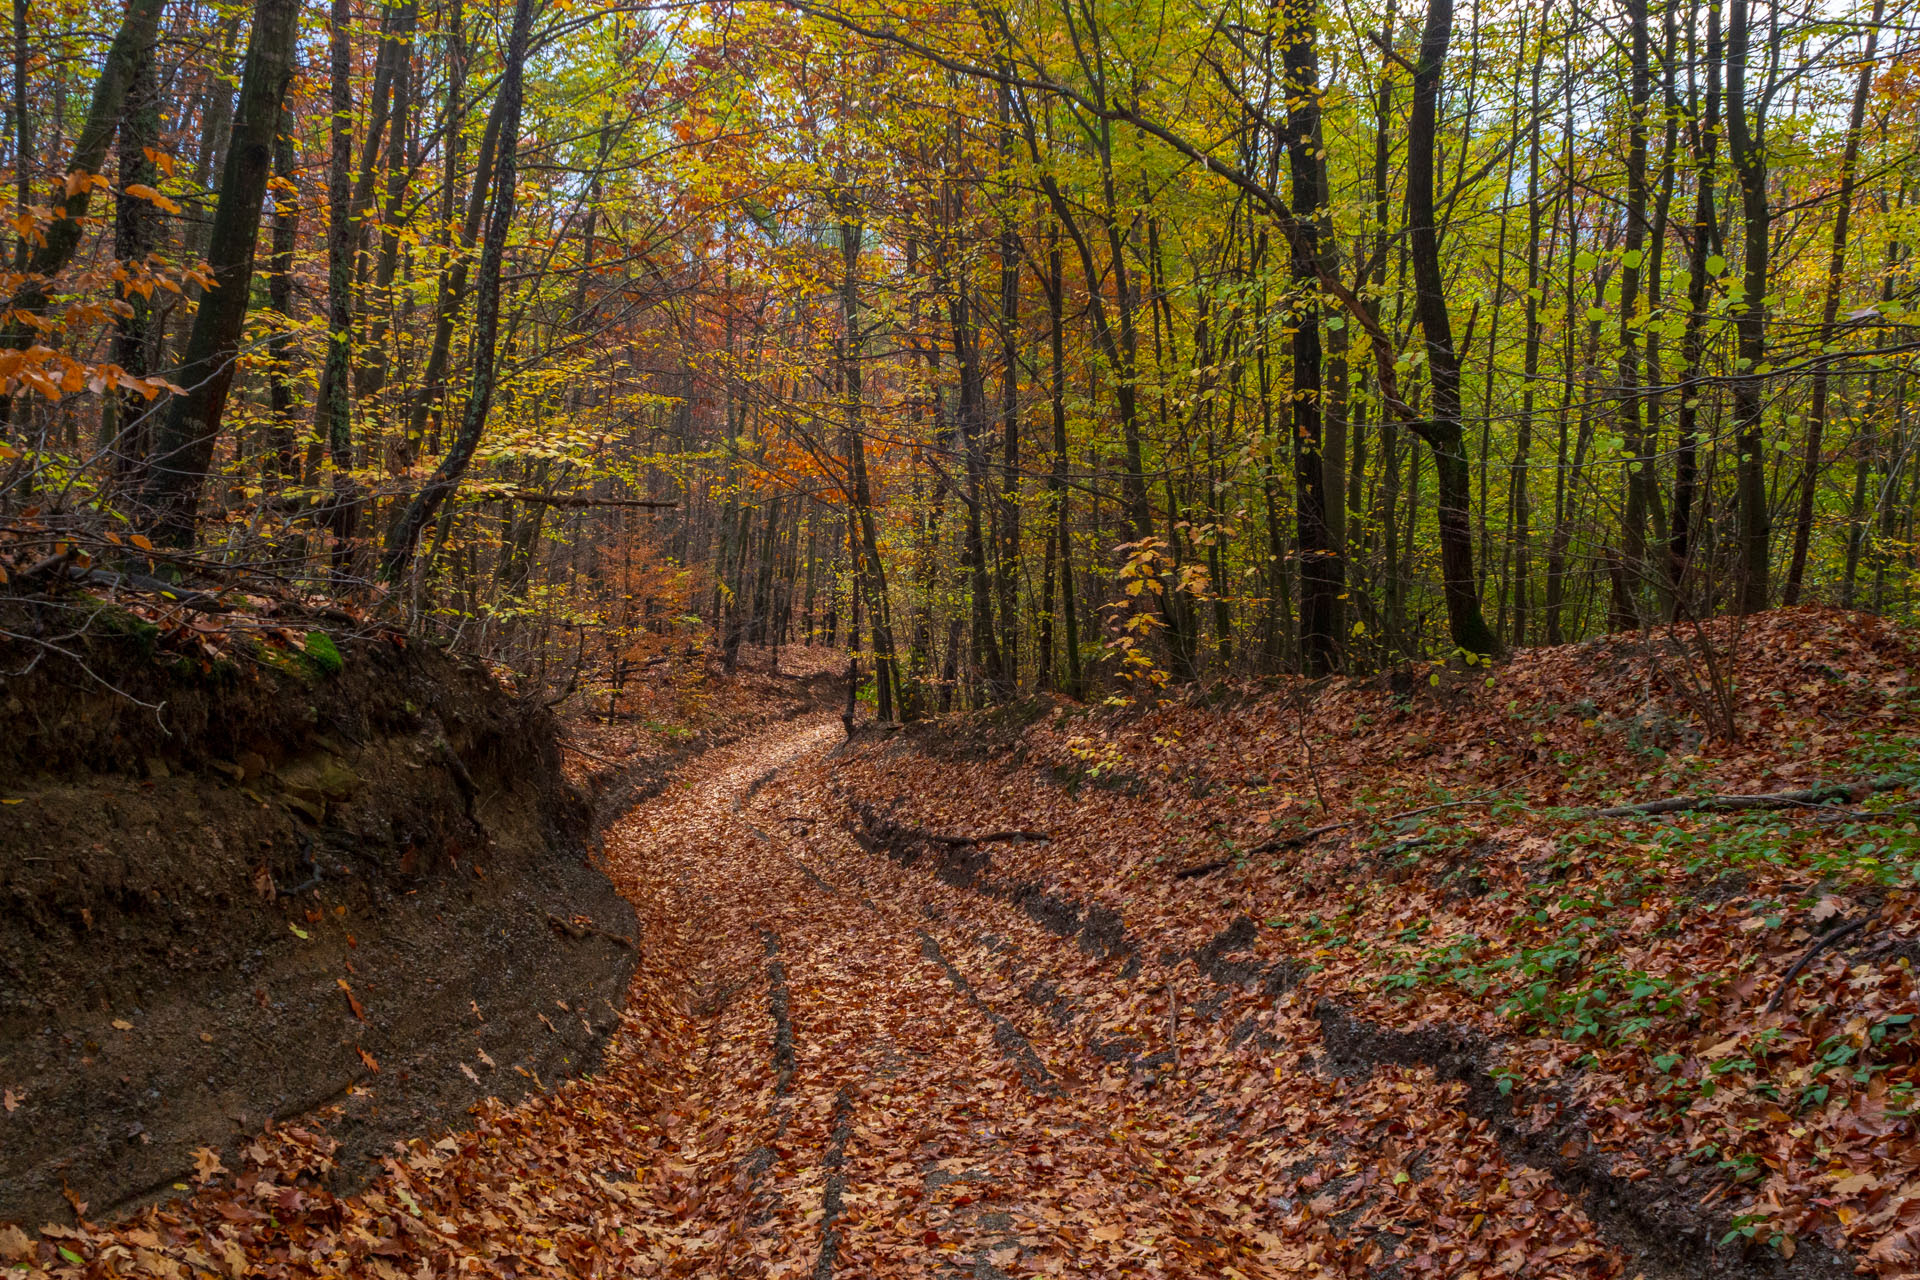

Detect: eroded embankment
[0,610,637,1225]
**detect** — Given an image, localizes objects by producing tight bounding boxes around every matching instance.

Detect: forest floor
[6,607,1920,1279]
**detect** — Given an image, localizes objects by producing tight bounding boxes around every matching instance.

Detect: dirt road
[584,709,1639,1280]
[599,713,1295,1276]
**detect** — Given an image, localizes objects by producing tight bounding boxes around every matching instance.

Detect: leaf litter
[4,607,1917,1277]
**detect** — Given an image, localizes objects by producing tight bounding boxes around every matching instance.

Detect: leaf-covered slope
[828,606,1920,1273]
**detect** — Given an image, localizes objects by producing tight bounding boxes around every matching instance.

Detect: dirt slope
[0,611,637,1225]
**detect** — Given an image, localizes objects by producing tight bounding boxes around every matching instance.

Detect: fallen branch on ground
[1766,912,1879,1014]
[1582,774,1914,819]
[556,739,629,768]
[1173,858,1232,880]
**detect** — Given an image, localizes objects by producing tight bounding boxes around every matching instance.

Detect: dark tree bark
[4,0,167,333]
[1725,0,1771,612]
[317,0,355,472]
[1507,24,1547,645]
[397,22,504,474]
[265,106,300,479]
[355,0,419,407]
[1616,0,1653,597]
[1283,0,1341,674]
[1404,0,1500,655]
[11,0,30,272]
[106,14,161,473]
[838,215,899,720]
[136,0,301,543]
[1670,0,1719,601]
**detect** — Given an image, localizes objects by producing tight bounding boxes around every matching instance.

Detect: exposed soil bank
[0,610,637,1225]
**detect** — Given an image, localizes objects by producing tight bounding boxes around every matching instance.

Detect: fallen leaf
[192,1146,225,1183]
[1832,1171,1879,1197]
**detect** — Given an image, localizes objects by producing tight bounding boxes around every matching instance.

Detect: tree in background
[0,0,1915,712]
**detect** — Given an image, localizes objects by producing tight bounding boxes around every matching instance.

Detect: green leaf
[1574,249,1598,273]
[1705,253,1727,276]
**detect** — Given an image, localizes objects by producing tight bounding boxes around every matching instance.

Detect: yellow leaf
[122,183,182,214]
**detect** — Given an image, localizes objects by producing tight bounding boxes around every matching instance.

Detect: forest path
[599,713,1304,1278]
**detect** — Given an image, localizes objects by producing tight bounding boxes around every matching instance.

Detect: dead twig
[1173,858,1233,880]
[557,739,629,768]
[1766,913,1878,1015]
[545,912,636,950]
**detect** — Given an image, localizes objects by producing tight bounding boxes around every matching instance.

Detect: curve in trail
[601,713,1302,1278]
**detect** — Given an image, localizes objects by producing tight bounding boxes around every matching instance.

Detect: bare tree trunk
[3,0,166,335]
[1784,0,1881,602]
[1670,0,1720,603]
[318,0,355,471]
[1405,0,1499,655]
[1726,0,1772,612]
[380,0,533,578]
[265,105,299,478]
[1616,0,1652,601]
[1285,0,1340,674]
[107,14,161,475]
[137,0,301,543]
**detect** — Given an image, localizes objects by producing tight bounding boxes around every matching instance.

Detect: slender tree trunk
[380,0,533,578]
[265,104,299,478]
[1046,223,1081,695]
[1671,0,1720,604]
[108,17,160,474]
[1784,0,1881,602]
[11,0,29,273]
[1726,0,1771,612]
[1285,0,1340,674]
[1405,0,1499,655]
[1617,0,1652,599]
[3,0,166,336]
[137,0,301,542]
[1508,25,1546,646]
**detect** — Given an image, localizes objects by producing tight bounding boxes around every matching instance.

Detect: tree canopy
[0,0,1916,703]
